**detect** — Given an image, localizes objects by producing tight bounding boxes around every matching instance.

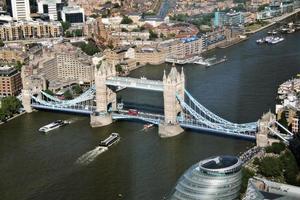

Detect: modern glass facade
[169,155,243,200]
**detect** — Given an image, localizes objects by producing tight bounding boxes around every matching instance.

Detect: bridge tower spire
[159,66,185,137]
[90,58,117,127]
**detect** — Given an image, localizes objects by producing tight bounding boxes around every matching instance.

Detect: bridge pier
[90,112,113,127]
[159,123,184,138]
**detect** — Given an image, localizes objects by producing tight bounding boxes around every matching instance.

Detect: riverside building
[0,65,22,96]
[0,20,62,41]
[169,155,243,200]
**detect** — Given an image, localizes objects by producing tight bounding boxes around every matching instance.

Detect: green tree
[61,21,71,32]
[258,4,269,12]
[1,96,22,116]
[241,167,255,194]
[79,42,100,56]
[265,142,286,154]
[0,39,4,47]
[63,90,73,100]
[253,157,260,165]
[15,61,22,71]
[121,16,133,24]
[280,150,300,185]
[72,84,83,95]
[259,157,282,177]
[74,29,83,37]
[43,89,54,96]
[0,108,6,121]
[149,29,158,40]
[115,64,123,73]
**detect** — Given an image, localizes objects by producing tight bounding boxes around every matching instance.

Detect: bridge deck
[106,77,163,91]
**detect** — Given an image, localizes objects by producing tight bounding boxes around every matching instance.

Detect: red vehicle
[128,109,138,116]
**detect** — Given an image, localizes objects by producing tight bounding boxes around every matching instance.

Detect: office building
[214,11,245,27]
[0,65,22,96]
[61,5,85,24]
[169,155,243,200]
[37,0,63,21]
[10,0,31,20]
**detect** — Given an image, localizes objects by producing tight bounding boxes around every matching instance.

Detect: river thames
[1,28,300,200]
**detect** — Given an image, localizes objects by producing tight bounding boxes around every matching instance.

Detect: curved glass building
[169,155,243,200]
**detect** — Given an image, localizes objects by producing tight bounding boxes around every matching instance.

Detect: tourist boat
[39,120,70,133]
[99,133,120,147]
[264,36,274,43]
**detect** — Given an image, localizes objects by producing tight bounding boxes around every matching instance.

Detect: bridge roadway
[31,103,256,139]
[106,77,163,91]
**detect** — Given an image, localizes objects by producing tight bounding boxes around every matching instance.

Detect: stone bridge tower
[90,58,117,127]
[256,111,276,147]
[159,66,185,137]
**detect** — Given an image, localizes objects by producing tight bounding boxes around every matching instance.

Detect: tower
[159,66,185,137]
[90,58,117,127]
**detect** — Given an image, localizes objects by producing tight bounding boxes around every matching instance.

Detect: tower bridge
[21,58,262,139]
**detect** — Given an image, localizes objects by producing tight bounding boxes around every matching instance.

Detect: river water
[1,28,300,200]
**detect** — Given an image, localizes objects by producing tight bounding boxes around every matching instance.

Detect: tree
[253,157,260,165]
[265,142,286,154]
[0,109,6,121]
[79,42,100,56]
[43,89,54,96]
[0,39,4,47]
[149,29,158,40]
[280,150,300,185]
[259,157,282,177]
[63,90,73,100]
[1,96,22,116]
[160,33,165,39]
[15,61,22,71]
[258,4,269,12]
[72,84,83,95]
[241,167,255,194]
[121,16,133,24]
[61,21,71,32]
[115,64,123,73]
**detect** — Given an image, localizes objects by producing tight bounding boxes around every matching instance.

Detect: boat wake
[75,146,108,166]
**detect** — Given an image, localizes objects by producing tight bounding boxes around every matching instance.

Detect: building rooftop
[0,65,18,76]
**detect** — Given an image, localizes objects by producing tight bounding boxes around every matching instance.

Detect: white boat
[165,55,201,65]
[99,133,120,147]
[269,37,284,44]
[193,57,210,66]
[256,39,264,44]
[39,120,70,133]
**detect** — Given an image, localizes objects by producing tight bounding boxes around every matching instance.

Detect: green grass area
[245,21,270,32]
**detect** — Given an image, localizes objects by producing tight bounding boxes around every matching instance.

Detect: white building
[61,6,85,24]
[37,0,62,21]
[11,0,31,20]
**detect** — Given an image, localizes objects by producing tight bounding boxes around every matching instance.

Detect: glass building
[169,155,243,200]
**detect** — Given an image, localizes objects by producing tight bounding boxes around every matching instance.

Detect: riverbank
[246,8,300,35]
[0,110,26,125]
